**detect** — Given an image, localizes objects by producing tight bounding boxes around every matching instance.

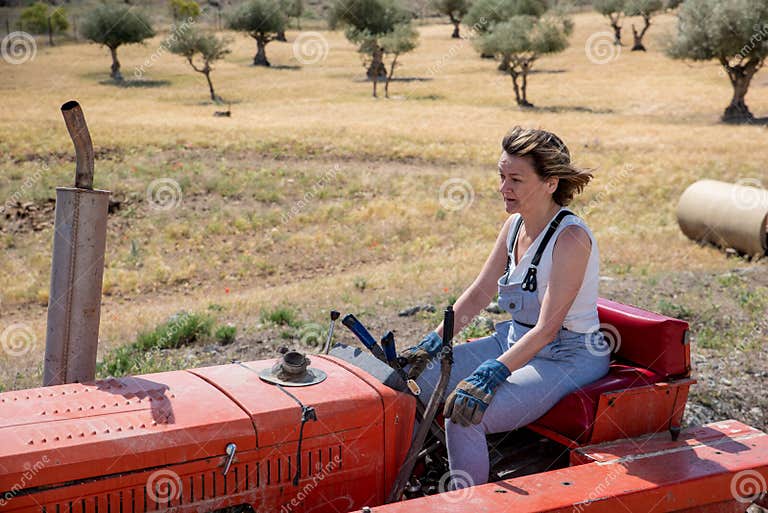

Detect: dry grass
[1,11,767,389]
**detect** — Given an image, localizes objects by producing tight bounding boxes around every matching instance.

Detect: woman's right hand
[397,331,442,380]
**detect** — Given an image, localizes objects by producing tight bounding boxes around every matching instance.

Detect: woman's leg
[445,353,609,488]
[414,333,505,407]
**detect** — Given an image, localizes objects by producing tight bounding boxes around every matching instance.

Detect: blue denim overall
[414,213,610,489]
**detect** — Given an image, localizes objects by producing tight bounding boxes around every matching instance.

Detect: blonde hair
[501,126,593,206]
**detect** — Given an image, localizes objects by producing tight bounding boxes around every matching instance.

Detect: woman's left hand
[443,359,511,426]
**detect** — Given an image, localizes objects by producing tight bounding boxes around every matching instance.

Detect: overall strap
[503,215,524,284]
[521,210,575,292]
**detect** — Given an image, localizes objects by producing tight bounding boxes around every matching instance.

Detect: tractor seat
[532,363,664,444]
[527,298,693,446]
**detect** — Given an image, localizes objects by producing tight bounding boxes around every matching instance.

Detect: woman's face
[497,151,557,215]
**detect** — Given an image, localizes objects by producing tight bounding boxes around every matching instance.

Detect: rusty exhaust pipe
[43,101,110,386]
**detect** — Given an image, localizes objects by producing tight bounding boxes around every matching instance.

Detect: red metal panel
[373,420,768,513]
[322,355,417,501]
[2,431,385,513]
[0,371,255,493]
[572,420,763,465]
[588,381,693,444]
[189,357,385,448]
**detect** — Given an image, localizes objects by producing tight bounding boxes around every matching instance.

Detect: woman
[399,126,610,489]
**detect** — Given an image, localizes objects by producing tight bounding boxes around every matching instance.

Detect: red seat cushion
[597,298,690,379]
[533,364,664,443]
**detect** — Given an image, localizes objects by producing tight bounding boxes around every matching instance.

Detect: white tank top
[505,208,601,333]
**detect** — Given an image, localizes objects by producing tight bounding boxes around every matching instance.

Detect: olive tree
[667,0,768,122]
[20,2,68,46]
[229,0,286,66]
[433,0,471,38]
[478,14,571,107]
[330,0,412,80]
[464,0,546,64]
[81,3,155,81]
[593,0,625,44]
[380,22,418,97]
[167,27,231,102]
[623,0,663,51]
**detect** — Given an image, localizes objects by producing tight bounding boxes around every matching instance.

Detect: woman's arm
[433,216,514,338]
[497,225,592,372]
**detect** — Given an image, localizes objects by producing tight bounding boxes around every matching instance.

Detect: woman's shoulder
[562,211,595,235]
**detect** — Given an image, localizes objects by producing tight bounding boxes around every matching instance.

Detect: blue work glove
[397,331,443,380]
[444,359,511,426]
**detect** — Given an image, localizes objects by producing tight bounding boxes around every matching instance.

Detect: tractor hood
[0,370,256,493]
[0,355,399,498]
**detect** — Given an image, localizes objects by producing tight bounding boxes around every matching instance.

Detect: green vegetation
[261,306,301,327]
[215,323,237,344]
[81,3,155,81]
[477,13,572,106]
[667,0,768,122]
[20,2,68,46]
[97,311,213,377]
[167,27,232,101]
[228,0,287,66]
[433,0,471,38]
[170,0,202,20]
[330,0,416,96]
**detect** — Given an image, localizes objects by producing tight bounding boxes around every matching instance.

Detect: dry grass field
[0,10,766,428]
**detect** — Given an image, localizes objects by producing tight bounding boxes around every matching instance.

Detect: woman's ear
[547,177,559,194]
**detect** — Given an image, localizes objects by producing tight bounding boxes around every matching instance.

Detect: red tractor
[2,298,768,513]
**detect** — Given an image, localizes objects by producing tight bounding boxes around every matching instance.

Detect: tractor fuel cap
[258,350,327,387]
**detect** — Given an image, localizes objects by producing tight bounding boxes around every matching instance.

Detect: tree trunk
[204,68,218,102]
[519,61,533,108]
[109,46,123,81]
[510,69,522,106]
[498,53,510,72]
[723,63,756,123]
[47,15,54,46]
[385,53,398,98]
[254,37,270,66]
[366,46,386,80]
[631,15,650,51]
[610,14,622,45]
[450,15,460,38]
[276,30,287,42]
